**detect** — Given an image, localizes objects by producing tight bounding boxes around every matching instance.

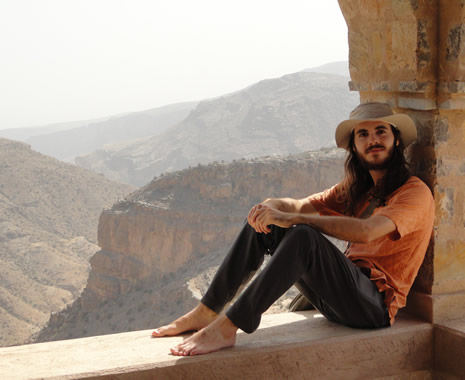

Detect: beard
[356,145,395,170]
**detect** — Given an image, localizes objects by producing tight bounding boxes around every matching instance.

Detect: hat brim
[335,114,417,150]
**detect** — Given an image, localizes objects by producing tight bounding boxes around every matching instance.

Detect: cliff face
[36,149,345,342]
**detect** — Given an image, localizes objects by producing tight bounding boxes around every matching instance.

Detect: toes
[152,327,169,337]
[179,342,193,356]
[152,325,175,337]
[169,341,208,356]
[170,342,189,356]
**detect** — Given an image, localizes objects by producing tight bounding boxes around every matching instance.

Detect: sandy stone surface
[0,312,432,380]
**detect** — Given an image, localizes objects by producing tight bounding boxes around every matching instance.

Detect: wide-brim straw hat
[335,102,417,150]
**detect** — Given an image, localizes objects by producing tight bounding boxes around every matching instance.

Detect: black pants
[201,223,389,333]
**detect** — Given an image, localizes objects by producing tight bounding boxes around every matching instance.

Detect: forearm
[289,212,396,243]
[263,197,305,213]
[293,214,370,243]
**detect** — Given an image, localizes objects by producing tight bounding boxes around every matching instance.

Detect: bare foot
[170,314,238,356]
[151,303,218,337]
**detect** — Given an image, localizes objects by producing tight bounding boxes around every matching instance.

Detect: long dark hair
[341,125,411,216]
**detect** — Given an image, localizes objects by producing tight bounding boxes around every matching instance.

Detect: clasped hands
[247,202,295,234]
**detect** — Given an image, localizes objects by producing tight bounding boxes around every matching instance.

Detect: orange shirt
[309,176,434,324]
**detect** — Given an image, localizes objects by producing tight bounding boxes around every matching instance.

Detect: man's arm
[251,205,396,243]
[248,197,318,233]
[297,214,396,243]
[258,197,317,214]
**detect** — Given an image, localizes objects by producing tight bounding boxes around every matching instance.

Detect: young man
[151,102,435,356]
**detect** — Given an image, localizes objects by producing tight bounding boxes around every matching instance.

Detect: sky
[0,0,348,129]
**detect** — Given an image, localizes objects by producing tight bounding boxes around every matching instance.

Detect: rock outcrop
[36,148,345,342]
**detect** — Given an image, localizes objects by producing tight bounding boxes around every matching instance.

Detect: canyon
[36,148,345,342]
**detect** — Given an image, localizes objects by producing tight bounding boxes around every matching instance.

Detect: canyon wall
[36,149,345,341]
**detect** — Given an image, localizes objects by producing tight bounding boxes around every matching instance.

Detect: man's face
[353,120,397,170]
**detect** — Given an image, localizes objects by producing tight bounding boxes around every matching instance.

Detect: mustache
[366,144,385,153]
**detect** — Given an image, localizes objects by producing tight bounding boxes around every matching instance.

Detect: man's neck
[369,169,387,186]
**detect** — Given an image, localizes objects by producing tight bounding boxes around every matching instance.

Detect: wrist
[295,213,312,226]
[284,212,301,226]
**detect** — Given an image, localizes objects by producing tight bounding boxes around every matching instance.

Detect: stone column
[433,2,465,322]
[338,0,465,323]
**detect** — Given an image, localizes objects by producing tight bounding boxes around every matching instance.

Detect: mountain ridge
[76,71,357,186]
[0,138,134,347]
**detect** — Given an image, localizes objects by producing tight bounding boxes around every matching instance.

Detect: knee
[284,224,323,246]
[289,224,320,237]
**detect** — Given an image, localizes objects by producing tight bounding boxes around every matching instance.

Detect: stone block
[398,96,437,110]
[437,157,463,177]
[439,81,465,93]
[392,20,417,72]
[416,20,433,71]
[348,81,369,92]
[445,24,465,62]
[435,118,449,143]
[460,162,465,175]
[380,370,434,379]
[372,81,391,92]
[439,97,465,109]
[342,0,438,84]
[439,4,465,81]
[434,321,465,377]
[398,81,432,93]
[432,292,465,323]
[436,187,455,222]
[432,238,465,294]
[432,371,463,380]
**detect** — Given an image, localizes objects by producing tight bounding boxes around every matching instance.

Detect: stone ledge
[0,311,433,380]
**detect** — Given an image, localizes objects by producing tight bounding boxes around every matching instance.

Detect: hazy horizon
[1,0,348,129]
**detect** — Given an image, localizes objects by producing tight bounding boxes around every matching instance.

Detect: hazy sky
[1,0,348,129]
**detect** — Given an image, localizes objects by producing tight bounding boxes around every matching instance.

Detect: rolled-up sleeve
[309,184,346,216]
[375,180,434,239]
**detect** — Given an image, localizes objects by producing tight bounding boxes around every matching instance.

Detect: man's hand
[247,203,295,234]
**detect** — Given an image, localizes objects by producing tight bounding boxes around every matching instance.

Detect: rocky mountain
[8,102,197,162]
[0,138,134,347]
[0,118,111,142]
[303,61,350,77]
[0,111,147,143]
[75,72,358,186]
[35,147,345,343]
